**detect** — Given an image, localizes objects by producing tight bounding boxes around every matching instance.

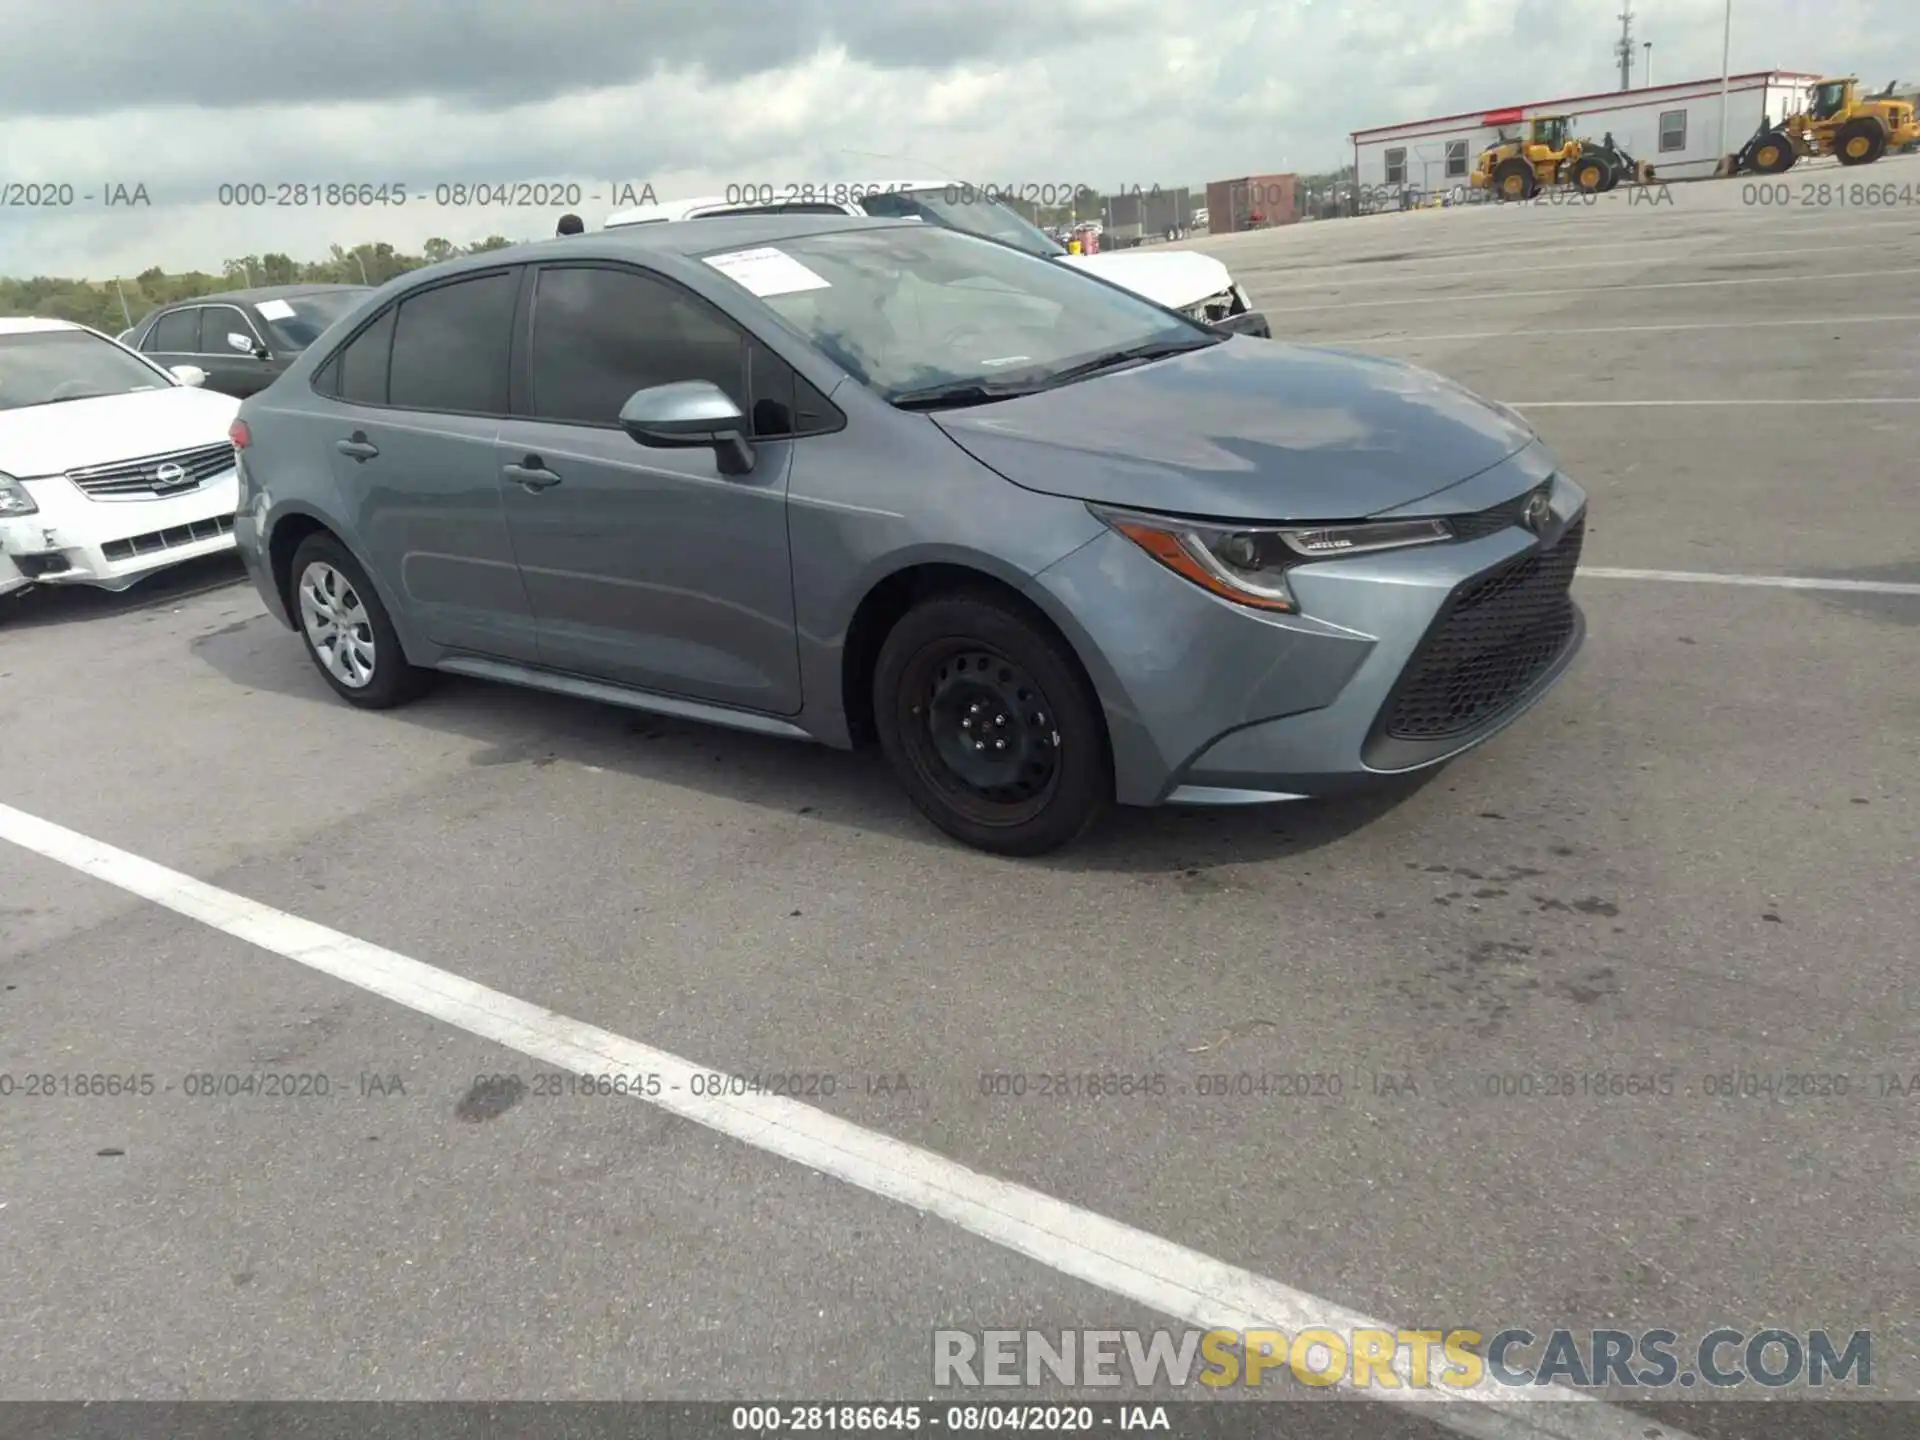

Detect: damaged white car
[602,182,1269,336]
[0,318,241,599]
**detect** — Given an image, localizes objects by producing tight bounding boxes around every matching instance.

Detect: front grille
[1383,516,1584,741]
[101,513,235,562]
[1445,481,1552,541]
[66,441,236,499]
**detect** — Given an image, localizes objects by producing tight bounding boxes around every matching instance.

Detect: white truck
[602,182,1269,337]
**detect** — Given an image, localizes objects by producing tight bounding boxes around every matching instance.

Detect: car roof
[0,317,86,335]
[163,284,373,307]
[603,180,956,229]
[412,212,920,280]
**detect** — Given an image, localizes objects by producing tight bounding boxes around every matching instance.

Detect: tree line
[0,235,518,336]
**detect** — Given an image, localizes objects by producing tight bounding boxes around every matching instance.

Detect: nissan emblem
[153,462,189,491]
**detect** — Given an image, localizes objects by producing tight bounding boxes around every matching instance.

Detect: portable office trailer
[1350,71,1820,206]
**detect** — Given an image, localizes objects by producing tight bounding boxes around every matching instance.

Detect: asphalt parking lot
[3,159,1916,1437]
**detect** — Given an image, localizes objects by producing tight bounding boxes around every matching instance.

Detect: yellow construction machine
[1470,115,1656,200]
[1732,77,1919,172]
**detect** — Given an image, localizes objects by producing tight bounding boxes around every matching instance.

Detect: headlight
[1093,506,1454,612]
[0,472,39,518]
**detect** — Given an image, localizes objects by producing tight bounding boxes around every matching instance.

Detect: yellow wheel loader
[1733,77,1920,173]
[1470,116,1656,201]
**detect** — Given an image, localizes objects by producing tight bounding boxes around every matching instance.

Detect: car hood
[1056,248,1236,309]
[0,386,241,478]
[931,340,1537,522]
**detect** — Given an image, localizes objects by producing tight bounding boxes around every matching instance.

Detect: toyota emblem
[153,462,189,491]
[1523,490,1553,533]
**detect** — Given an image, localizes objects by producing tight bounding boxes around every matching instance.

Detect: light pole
[1718,0,1733,158]
[1644,42,1653,87]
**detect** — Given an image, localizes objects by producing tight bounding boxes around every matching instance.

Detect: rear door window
[387,271,517,414]
[148,308,199,354]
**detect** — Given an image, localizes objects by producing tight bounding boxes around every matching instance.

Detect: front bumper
[0,471,240,592]
[1024,450,1588,807]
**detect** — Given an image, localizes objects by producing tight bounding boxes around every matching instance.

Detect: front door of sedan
[495,262,803,715]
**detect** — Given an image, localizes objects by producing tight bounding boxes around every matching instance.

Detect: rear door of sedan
[307,266,541,662]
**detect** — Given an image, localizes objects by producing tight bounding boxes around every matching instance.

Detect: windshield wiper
[36,392,119,405]
[1038,338,1219,390]
[889,380,1041,411]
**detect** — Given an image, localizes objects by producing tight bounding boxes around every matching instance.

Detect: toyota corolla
[232,214,1585,855]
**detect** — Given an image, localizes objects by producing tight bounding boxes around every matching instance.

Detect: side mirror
[170,364,207,387]
[618,381,755,475]
[227,332,256,355]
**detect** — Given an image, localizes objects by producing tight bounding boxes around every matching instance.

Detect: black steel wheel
[873,594,1109,855]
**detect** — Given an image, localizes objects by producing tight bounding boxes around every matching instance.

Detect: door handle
[503,455,562,491]
[335,432,379,461]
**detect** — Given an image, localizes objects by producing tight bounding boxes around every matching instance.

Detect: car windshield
[259,291,369,351]
[703,224,1217,403]
[0,328,172,411]
[857,188,1068,259]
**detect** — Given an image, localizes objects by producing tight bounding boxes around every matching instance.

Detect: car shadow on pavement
[0,554,249,630]
[190,609,1433,872]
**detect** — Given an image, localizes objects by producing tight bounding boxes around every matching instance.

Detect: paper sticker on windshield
[702,247,831,297]
[255,299,297,320]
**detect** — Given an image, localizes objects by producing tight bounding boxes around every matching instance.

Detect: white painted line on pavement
[1509,397,1920,407]
[1252,241,1884,293]
[1261,266,1920,314]
[1580,567,1920,596]
[0,800,1695,1440]
[1314,314,1920,346]
[1275,216,1920,273]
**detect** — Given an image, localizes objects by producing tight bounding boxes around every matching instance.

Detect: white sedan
[1,317,242,598]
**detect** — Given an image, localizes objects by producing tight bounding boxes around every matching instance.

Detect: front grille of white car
[101,513,235,561]
[65,441,237,500]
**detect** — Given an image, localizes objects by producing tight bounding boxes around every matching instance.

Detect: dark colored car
[231,215,1586,856]
[124,285,372,398]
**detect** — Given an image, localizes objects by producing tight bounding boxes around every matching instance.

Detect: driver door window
[526,264,832,438]
[199,305,260,356]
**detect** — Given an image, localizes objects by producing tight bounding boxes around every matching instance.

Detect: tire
[1571,155,1610,194]
[1492,157,1537,201]
[288,533,427,709]
[872,593,1110,856]
[1749,132,1797,173]
[1834,118,1887,165]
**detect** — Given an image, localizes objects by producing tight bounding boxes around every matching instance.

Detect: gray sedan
[231,214,1586,855]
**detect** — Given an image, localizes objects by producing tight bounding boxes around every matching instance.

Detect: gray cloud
[3,0,1916,277]
[0,0,1158,115]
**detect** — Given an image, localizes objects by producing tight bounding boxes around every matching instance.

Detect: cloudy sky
[0,0,1908,279]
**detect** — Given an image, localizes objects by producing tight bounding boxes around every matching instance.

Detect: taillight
[229,419,251,449]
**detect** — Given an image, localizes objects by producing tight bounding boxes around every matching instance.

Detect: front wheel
[1749,132,1797,173]
[873,594,1110,856]
[289,533,428,709]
